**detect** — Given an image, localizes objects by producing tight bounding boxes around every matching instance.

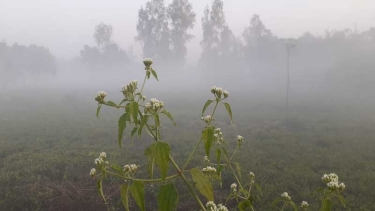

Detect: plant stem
[182,101,219,170]
[137,75,147,103]
[222,151,243,190]
[281,202,286,211]
[169,155,206,211]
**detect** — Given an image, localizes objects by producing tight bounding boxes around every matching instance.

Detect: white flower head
[237,135,243,142]
[202,115,212,123]
[281,192,291,201]
[143,58,153,67]
[206,201,217,210]
[231,183,237,192]
[203,156,210,162]
[99,152,106,159]
[95,91,107,103]
[217,204,228,211]
[301,201,309,208]
[90,168,96,177]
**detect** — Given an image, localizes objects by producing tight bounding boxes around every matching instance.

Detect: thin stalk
[182,100,219,170]
[229,146,238,162]
[169,155,206,211]
[281,203,286,211]
[222,151,243,190]
[137,75,147,103]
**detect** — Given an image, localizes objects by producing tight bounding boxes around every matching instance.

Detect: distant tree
[284,38,296,113]
[136,0,171,61]
[80,23,130,69]
[199,0,242,76]
[243,14,276,63]
[93,23,113,49]
[167,0,196,65]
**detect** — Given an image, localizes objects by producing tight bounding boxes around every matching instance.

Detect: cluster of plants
[90,59,347,211]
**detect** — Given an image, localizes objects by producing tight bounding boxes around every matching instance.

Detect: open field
[1,88,375,211]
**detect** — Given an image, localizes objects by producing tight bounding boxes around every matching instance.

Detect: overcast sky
[1,0,374,63]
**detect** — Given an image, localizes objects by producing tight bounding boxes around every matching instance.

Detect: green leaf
[271,198,282,207]
[222,102,233,123]
[254,183,263,196]
[202,126,215,157]
[232,162,242,180]
[130,181,145,211]
[161,110,176,126]
[129,101,139,124]
[144,141,171,180]
[190,167,214,201]
[131,127,138,140]
[157,183,179,211]
[151,68,158,81]
[335,194,346,207]
[238,200,251,211]
[111,164,124,175]
[202,100,214,117]
[97,179,106,202]
[118,113,128,148]
[320,198,333,211]
[138,115,149,138]
[105,101,118,108]
[290,201,298,211]
[119,99,128,106]
[120,183,130,211]
[96,105,102,118]
[215,148,221,164]
[315,187,325,194]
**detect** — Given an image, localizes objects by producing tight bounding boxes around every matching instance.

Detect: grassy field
[1,88,375,211]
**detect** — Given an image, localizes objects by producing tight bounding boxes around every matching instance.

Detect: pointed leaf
[157,183,179,211]
[320,198,333,211]
[97,179,106,202]
[130,181,145,211]
[202,126,215,157]
[335,194,346,207]
[96,105,102,118]
[105,101,118,108]
[254,183,263,196]
[161,110,176,126]
[118,113,128,148]
[120,183,130,211]
[131,127,138,140]
[190,167,214,201]
[238,200,251,211]
[202,100,214,117]
[215,148,222,164]
[138,115,149,138]
[271,198,282,207]
[145,141,170,180]
[119,98,128,106]
[222,102,233,123]
[111,164,124,175]
[129,101,139,124]
[151,68,158,81]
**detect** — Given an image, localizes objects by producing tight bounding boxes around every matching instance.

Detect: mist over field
[1,1,375,210]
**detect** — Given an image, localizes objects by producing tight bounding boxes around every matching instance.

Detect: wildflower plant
[90,59,346,211]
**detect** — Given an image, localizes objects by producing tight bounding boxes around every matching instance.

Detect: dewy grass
[91,59,346,211]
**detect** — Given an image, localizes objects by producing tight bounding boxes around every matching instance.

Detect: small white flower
[281,192,291,201]
[301,201,309,208]
[99,152,106,158]
[206,201,217,210]
[203,156,210,162]
[237,135,243,142]
[231,183,237,192]
[90,168,96,177]
[217,204,228,211]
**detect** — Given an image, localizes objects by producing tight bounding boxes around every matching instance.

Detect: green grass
[1,89,375,210]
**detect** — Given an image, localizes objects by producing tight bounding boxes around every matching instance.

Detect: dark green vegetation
[1,89,374,211]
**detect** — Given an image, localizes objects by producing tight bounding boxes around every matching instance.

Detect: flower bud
[143,58,153,67]
[90,168,96,177]
[95,91,107,103]
[223,90,229,98]
[301,201,309,209]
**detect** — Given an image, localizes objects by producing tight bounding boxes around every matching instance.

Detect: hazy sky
[1,0,374,63]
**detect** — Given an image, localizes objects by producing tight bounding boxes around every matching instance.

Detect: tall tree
[284,38,296,114]
[136,0,171,61]
[167,0,196,65]
[94,23,113,49]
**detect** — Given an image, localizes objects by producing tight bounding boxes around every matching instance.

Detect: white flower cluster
[301,201,309,209]
[145,98,164,113]
[213,128,224,143]
[123,164,138,173]
[202,115,212,124]
[211,86,229,99]
[206,201,228,211]
[122,80,138,99]
[202,166,217,174]
[249,172,255,184]
[90,168,96,177]
[230,183,237,193]
[95,91,107,103]
[322,173,345,192]
[203,156,210,162]
[143,58,153,67]
[94,151,108,165]
[281,192,291,202]
[237,135,243,143]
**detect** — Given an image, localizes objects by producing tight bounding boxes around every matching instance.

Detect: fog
[1,0,375,120]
